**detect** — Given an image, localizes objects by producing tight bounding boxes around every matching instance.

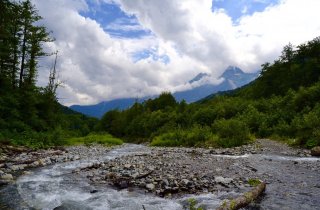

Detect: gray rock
[10,164,27,171]
[53,200,92,210]
[181,179,190,186]
[161,179,169,187]
[215,176,233,184]
[146,183,155,191]
[38,159,46,166]
[1,173,13,180]
[124,164,132,169]
[311,146,320,156]
[23,171,33,175]
[31,160,40,167]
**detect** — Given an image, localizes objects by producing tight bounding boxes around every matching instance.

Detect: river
[0,142,319,210]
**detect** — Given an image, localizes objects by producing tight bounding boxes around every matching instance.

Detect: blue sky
[212,0,280,22]
[82,0,280,38]
[81,1,151,38]
[80,0,281,64]
[33,0,320,105]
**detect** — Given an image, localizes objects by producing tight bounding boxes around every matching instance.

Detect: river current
[0,144,319,210]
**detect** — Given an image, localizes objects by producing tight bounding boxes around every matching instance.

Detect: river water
[0,145,231,209]
[0,144,319,210]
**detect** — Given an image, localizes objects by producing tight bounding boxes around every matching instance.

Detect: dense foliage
[1,1,319,149]
[98,37,320,148]
[65,133,123,147]
[0,0,98,148]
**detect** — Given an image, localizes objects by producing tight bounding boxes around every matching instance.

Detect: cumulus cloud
[33,0,320,105]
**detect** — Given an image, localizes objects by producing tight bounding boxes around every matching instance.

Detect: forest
[1,0,319,149]
[97,38,320,148]
[0,0,98,148]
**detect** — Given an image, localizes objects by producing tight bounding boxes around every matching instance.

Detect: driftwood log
[217,181,266,210]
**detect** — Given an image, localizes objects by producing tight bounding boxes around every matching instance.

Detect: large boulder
[311,146,320,156]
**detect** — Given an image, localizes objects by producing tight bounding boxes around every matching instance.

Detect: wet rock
[53,201,92,210]
[311,146,320,156]
[22,171,33,175]
[0,173,13,180]
[30,160,40,167]
[10,164,27,171]
[90,189,98,193]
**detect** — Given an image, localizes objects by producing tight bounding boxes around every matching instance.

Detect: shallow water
[0,145,227,210]
[1,144,319,210]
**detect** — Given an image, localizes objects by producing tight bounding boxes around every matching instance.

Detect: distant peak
[189,72,210,84]
[221,66,245,78]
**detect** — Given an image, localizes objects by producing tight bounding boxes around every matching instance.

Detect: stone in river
[146,183,155,191]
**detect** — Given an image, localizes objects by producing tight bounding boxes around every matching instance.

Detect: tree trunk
[11,24,19,88]
[217,181,266,210]
[19,21,27,88]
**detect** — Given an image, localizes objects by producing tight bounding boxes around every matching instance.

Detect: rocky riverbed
[75,139,314,200]
[0,144,112,185]
[0,139,319,210]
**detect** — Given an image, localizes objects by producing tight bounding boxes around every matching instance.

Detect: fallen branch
[217,181,266,210]
[134,170,154,179]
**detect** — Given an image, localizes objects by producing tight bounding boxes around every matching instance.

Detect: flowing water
[0,144,319,210]
[0,145,229,210]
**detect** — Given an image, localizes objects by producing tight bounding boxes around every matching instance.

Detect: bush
[150,126,218,147]
[66,133,123,146]
[212,118,253,148]
[291,104,320,147]
[8,127,67,149]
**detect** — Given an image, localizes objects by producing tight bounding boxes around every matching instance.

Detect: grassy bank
[65,133,123,146]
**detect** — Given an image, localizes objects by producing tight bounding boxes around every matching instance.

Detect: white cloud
[33,0,320,106]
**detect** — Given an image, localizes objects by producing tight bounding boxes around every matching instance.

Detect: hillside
[70,66,258,118]
[96,37,320,148]
[0,1,98,148]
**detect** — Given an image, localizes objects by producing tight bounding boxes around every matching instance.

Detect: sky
[32,0,320,106]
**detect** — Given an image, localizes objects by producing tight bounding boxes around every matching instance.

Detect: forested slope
[0,0,98,148]
[97,37,320,148]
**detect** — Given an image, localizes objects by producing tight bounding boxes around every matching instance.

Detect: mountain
[70,98,145,118]
[69,66,259,118]
[188,72,210,83]
[173,66,259,102]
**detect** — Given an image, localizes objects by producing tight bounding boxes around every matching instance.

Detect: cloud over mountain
[33,0,320,105]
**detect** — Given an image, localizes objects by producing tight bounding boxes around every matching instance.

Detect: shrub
[248,178,261,187]
[150,126,218,147]
[212,118,253,148]
[66,133,123,146]
[291,104,320,147]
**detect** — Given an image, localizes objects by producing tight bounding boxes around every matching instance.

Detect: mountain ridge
[70,66,259,118]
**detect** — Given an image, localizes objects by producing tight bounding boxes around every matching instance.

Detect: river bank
[0,144,113,185]
[0,139,319,209]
